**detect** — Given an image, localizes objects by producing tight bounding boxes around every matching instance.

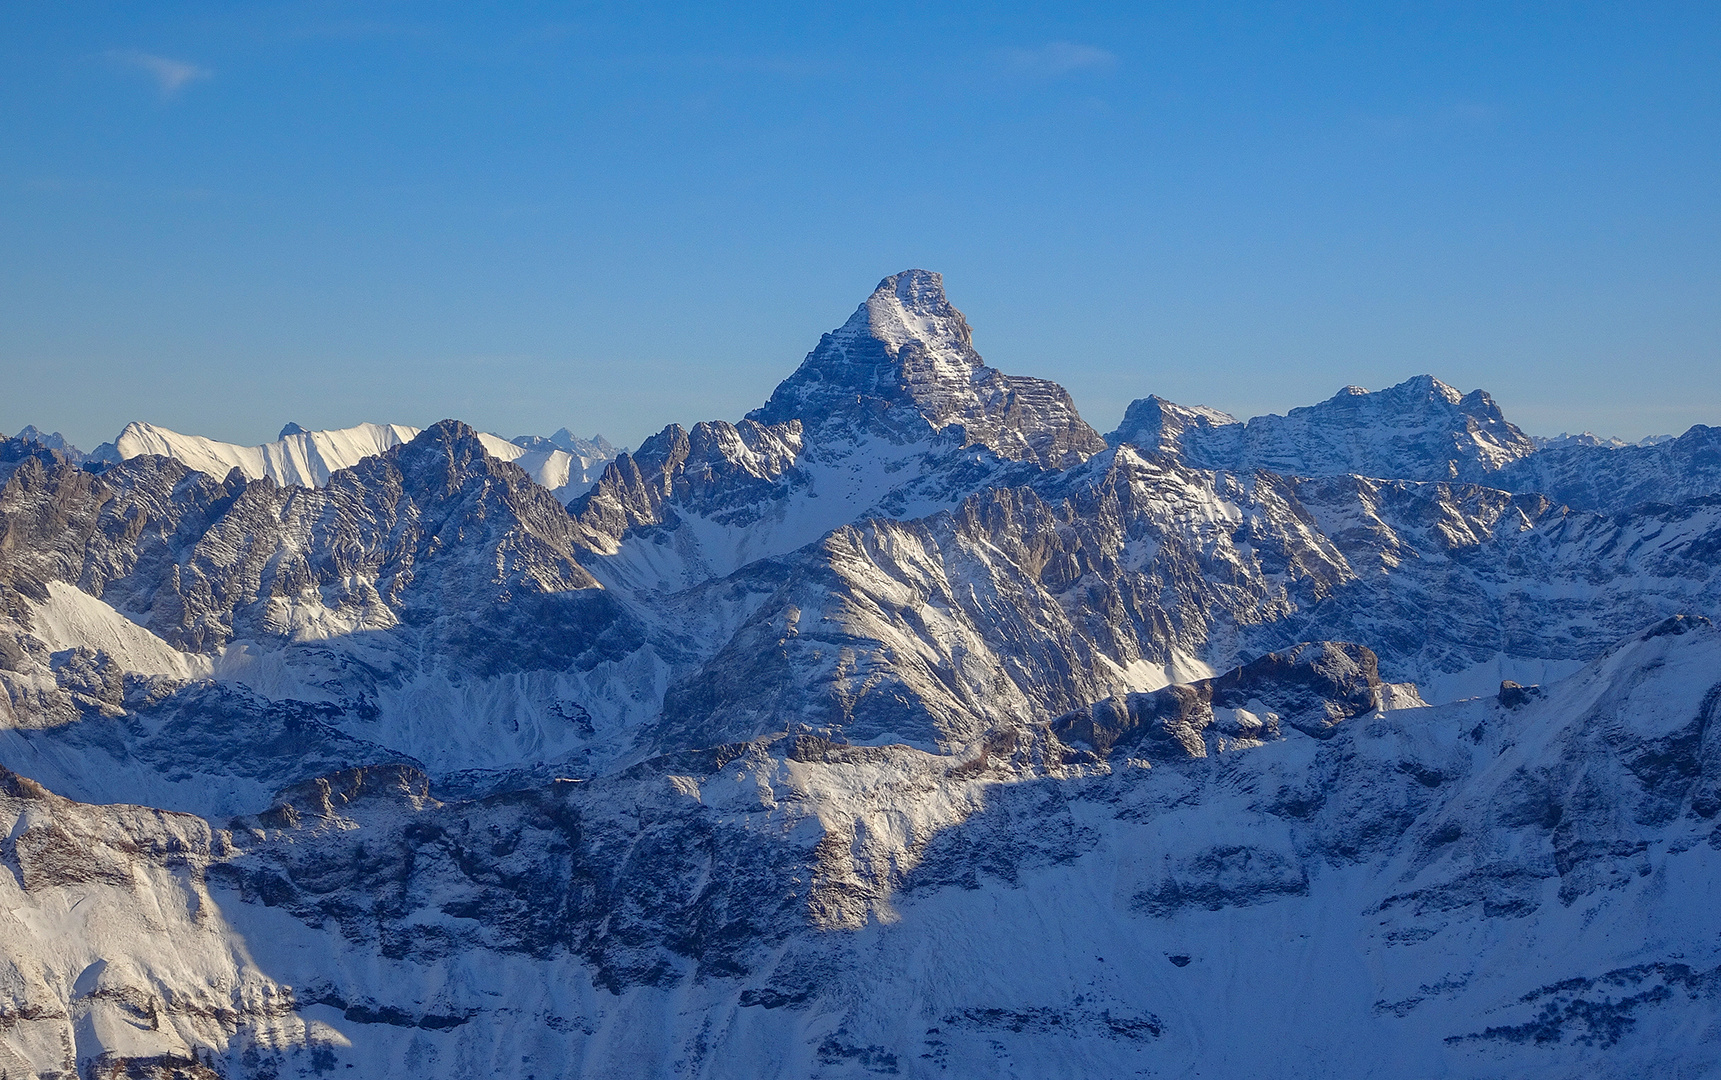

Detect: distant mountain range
[1,270,1717,1079]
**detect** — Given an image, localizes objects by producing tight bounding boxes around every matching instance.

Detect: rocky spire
[749,270,1105,469]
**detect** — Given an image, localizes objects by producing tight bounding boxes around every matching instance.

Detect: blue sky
[2,2,1718,450]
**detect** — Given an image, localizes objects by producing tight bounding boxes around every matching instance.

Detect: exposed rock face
[0,766,330,1080]
[1492,422,1721,512]
[0,421,634,782]
[650,448,1721,756]
[0,431,78,488]
[1105,395,1240,458]
[568,270,1099,597]
[572,419,807,550]
[1119,381,1721,513]
[750,269,1107,469]
[1111,375,1537,482]
[1,271,1719,1077]
[1053,641,1420,757]
[76,419,604,654]
[6,425,84,464]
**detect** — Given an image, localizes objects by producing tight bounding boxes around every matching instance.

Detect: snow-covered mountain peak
[831,268,974,364]
[89,417,616,505]
[1529,430,1678,450]
[1307,374,1502,426]
[565,272,1108,595]
[107,418,421,488]
[1106,376,1721,512]
[750,269,984,430]
[1111,374,1535,482]
[390,417,490,473]
[750,269,1105,469]
[1105,394,1240,455]
[1341,374,1462,406]
[9,276,1721,1079]
[9,425,82,462]
[511,428,620,460]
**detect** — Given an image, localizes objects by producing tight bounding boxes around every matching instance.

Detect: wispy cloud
[107,49,211,98]
[1001,41,1118,79]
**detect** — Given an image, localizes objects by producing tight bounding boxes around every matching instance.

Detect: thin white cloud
[108,49,211,97]
[1002,41,1118,79]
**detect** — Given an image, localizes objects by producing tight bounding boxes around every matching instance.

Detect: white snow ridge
[1,270,1720,1078]
[98,418,620,503]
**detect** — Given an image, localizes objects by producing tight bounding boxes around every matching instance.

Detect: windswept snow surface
[28,581,212,682]
[112,419,421,487]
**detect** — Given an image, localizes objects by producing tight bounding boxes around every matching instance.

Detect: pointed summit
[751,270,982,424]
[750,270,1104,469]
[832,268,974,364]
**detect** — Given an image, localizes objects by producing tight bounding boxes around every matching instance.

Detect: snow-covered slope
[571,270,1100,598]
[105,419,420,487]
[509,428,619,491]
[26,580,211,682]
[1,618,1718,1078]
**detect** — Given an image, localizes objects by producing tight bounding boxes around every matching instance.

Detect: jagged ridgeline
[1,270,1719,1078]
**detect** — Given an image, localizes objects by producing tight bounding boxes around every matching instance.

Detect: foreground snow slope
[1,618,1717,1078]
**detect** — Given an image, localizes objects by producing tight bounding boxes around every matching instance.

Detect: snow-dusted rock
[751,269,1107,469]
[2,617,1718,1077]
[1114,381,1721,513]
[7,425,84,463]
[569,269,1100,598]
[1493,422,1721,512]
[1111,375,1536,482]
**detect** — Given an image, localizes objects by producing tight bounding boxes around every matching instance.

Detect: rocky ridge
[1109,375,1537,482]
[1120,380,1721,514]
[83,419,621,505]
